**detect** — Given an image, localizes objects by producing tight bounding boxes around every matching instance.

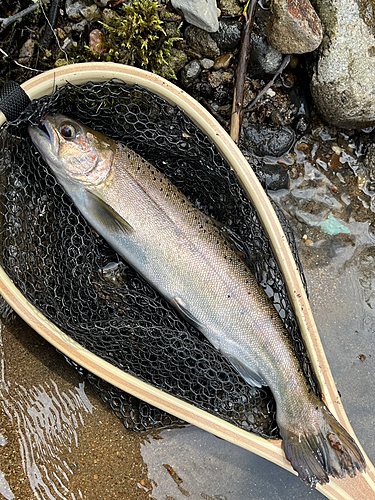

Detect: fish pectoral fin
[220,225,252,264]
[83,189,134,236]
[171,297,205,331]
[225,355,266,388]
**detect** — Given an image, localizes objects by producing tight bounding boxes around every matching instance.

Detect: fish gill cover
[0,79,317,438]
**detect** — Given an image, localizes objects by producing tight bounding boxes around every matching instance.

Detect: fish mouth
[29,113,60,163]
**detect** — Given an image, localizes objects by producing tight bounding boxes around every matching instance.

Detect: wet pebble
[267,0,323,54]
[211,18,243,53]
[263,163,290,191]
[213,53,233,70]
[185,26,220,59]
[89,29,107,55]
[249,31,283,77]
[243,124,295,157]
[180,60,202,87]
[364,144,375,182]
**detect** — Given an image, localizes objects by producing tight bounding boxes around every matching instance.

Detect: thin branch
[245,54,292,111]
[0,3,39,29]
[40,0,61,50]
[230,0,258,144]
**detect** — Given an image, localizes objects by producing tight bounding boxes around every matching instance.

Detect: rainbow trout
[29,114,365,485]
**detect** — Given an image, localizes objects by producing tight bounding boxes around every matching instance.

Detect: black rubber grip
[0,81,31,122]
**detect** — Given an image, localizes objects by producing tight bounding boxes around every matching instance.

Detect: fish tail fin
[280,405,366,486]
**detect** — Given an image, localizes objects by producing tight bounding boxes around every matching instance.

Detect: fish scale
[28,113,366,486]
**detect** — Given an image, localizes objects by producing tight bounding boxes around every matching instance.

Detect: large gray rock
[171,0,219,32]
[311,0,375,129]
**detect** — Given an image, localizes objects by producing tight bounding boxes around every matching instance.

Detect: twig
[230,0,258,144]
[0,3,39,29]
[245,54,292,111]
[40,0,61,50]
[0,47,42,72]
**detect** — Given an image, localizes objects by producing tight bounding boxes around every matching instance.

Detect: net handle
[0,63,374,499]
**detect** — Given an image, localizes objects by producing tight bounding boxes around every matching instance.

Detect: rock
[180,60,202,87]
[364,144,375,181]
[168,48,189,74]
[65,0,87,21]
[213,53,233,70]
[200,58,215,70]
[89,29,107,55]
[217,0,242,17]
[210,18,243,52]
[71,19,89,32]
[267,0,323,54]
[243,124,295,157]
[263,164,290,191]
[310,0,375,129]
[80,3,101,21]
[93,0,109,6]
[185,26,220,59]
[250,31,283,76]
[18,38,35,65]
[171,0,219,32]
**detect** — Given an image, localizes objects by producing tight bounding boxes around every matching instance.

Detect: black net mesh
[0,79,318,438]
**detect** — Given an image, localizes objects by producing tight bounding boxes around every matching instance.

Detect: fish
[28,114,366,486]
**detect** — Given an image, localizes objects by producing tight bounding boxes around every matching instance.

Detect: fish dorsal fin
[171,297,205,331]
[225,355,266,388]
[82,189,134,237]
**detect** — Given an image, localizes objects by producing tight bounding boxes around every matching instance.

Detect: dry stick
[0,3,39,29]
[230,0,258,144]
[40,0,61,50]
[245,54,292,111]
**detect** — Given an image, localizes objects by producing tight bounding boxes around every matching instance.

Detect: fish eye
[60,124,76,139]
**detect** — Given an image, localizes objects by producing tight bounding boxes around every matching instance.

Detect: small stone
[267,0,323,54]
[305,239,314,246]
[93,0,109,6]
[207,71,224,89]
[171,0,219,32]
[364,144,375,181]
[65,0,86,21]
[249,31,283,76]
[185,26,220,59]
[57,28,66,39]
[71,20,89,32]
[213,53,233,70]
[18,38,35,65]
[217,0,242,17]
[211,17,243,52]
[296,142,309,151]
[243,124,295,157]
[200,58,214,70]
[89,29,107,55]
[180,60,201,87]
[81,4,101,21]
[263,163,290,191]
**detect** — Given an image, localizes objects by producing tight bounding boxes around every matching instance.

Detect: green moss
[96,0,182,79]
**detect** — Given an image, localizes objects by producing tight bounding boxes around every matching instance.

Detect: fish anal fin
[171,297,205,331]
[83,189,134,237]
[225,355,266,388]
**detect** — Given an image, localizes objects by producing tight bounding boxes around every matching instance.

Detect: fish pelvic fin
[82,189,134,237]
[225,355,266,388]
[280,404,366,486]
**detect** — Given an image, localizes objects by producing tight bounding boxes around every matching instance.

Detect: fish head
[28,113,116,187]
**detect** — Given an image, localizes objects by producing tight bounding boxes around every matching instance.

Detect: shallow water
[0,127,374,499]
